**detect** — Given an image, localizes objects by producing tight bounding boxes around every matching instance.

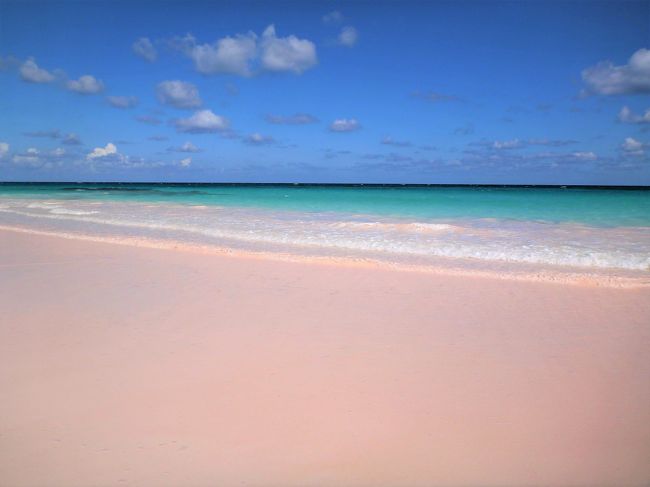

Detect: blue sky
[1,0,649,184]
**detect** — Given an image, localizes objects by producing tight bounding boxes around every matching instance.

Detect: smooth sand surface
[1,229,649,486]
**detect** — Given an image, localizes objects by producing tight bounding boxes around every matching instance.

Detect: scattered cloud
[0,142,8,159]
[23,129,60,139]
[62,133,82,145]
[582,48,650,95]
[621,137,646,156]
[492,138,522,149]
[19,58,55,83]
[571,151,597,161]
[87,142,120,160]
[244,133,275,145]
[168,141,201,152]
[107,95,138,108]
[338,26,358,47]
[148,135,169,141]
[180,157,192,167]
[173,32,257,76]
[412,91,460,102]
[329,118,360,132]
[265,113,318,125]
[618,105,650,124]
[381,136,411,147]
[12,148,42,167]
[67,75,104,94]
[175,109,230,133]
[132,37,157,62]
[260,25,318,74]
[135,115,162,125]
[171,25,317,76]
[323,10,343,24]
[156,80,202,109]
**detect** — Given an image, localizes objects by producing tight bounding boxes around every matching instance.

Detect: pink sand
[1,229,649,486]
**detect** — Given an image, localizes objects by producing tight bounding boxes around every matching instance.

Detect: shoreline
[0,223,648,288]
[1,230,649,486]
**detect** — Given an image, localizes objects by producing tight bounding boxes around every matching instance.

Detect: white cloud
[19,58,55,83]
[260,25,317,74]
[338,26,358,47]
[621,137,645,156]
[12,148,43,167]
[618,105,650,124]
[180,157,192,167]
[329,118,360,132]
[175,109,230,133]
[571,151,597,160]
[0,142,8,159]
[67,75,104,94]
[172,26,317,76]
[87,142,118,160]
[323,10,343,24]
[133,37,157,62]
[244,133,274,145]
[156,80,202,109]
[107,96,138,108]
[265,113,318,124]
[183,33,257,76]
[582,48,650,95]
[492,139,521,149]
[50,147,66,157]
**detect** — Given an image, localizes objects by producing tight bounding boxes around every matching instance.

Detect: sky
[0,0,649,184]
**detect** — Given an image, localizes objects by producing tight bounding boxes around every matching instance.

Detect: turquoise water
[1,183,649,227]
[1,183,649,274]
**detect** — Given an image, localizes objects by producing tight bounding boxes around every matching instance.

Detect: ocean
[1,183,649,282]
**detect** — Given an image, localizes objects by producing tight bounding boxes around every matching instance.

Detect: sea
[1,183,649,284]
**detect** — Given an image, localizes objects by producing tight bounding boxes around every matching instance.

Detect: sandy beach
[1,228,649,486]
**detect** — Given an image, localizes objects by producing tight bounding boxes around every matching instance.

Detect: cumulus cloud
[323,10,343,23]
[19,58,55,83]
[133,37,157,62]
[87,142,119,160]
[244,133,275,145]
[156,80,202,109]
[260,25,317,74]
[618,105,650,124]
[168,141,200,152]
[338,26,358,47]
[621,137,646,156]
[582,48,650,95]
[180,157,192,167]
[0,142,8,159]
[265,113,318,125]
[67,75,104,94]
[175,32,257,76]
[175,109,230,133]
[329,118,360,132]
[62,133,82,145]
[107,96,138,108]
[12,148,42,167]
[171,25,317,76]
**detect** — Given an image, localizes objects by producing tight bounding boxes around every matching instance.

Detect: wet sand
[1,229,649,486]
